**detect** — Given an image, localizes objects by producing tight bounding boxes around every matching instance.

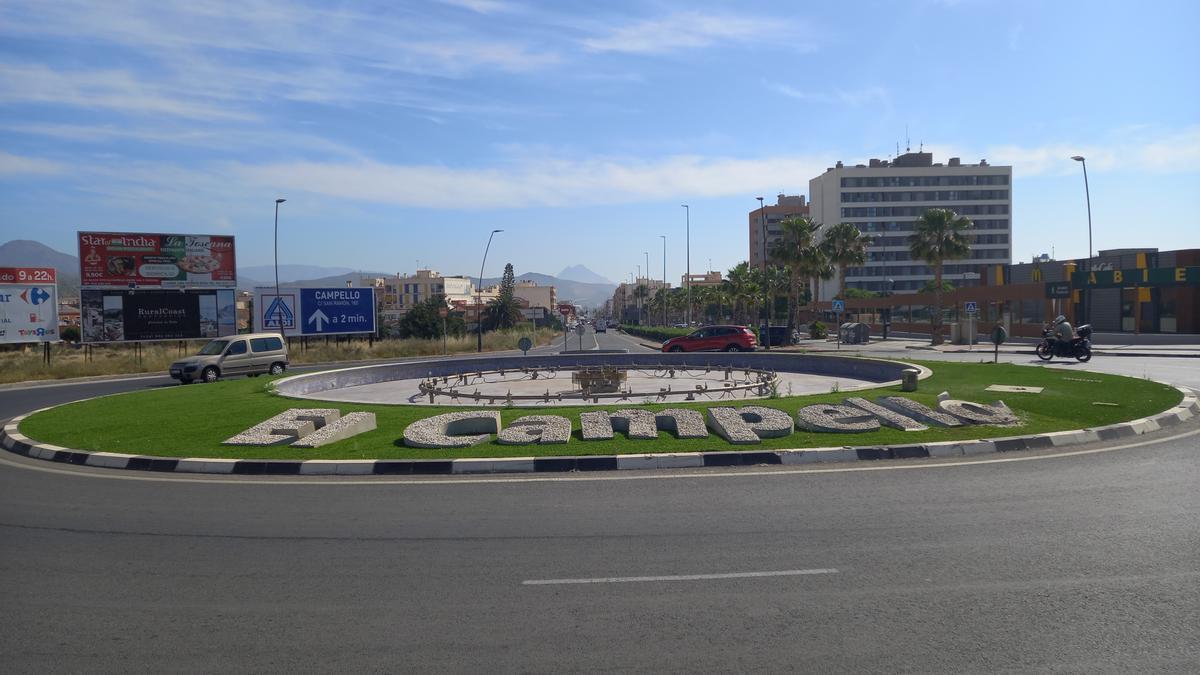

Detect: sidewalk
[756,336,1199,358]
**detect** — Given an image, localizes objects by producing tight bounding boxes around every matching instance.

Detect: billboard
[78,231,236,289]
[81,289,237,342]
[256,287,376,336]
[0,267,59,344]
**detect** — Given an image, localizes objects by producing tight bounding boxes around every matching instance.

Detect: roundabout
[1,352,1189,473]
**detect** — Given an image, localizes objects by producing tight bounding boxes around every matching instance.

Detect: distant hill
[238,264,357,284]
[0,240,81,295]
[557,264,613,286]
[480,272,615,308]
[0,239,617,307]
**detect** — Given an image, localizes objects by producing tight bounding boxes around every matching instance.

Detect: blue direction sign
[298,288,376,336]
[965,301,978,314]
[831,299,845,313]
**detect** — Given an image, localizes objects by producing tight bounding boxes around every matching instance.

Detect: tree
[753,265,790,323]
[483,262,523,331]
[795,242,834,307]
[769,216,820,329]
[722,262,758,325]
[397,295,464,339]
[632,284,650,324]
[821,222,873,300]
[909,208,973,345]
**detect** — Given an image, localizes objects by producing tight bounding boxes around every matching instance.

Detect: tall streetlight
[757,196,770,350]
[659,234,667,326]
[682,204,691,326]
[476,228,503,352]
[273,198,286,327]
[1071,155,1094,325]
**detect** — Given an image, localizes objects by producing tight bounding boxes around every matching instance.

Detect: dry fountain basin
[272,353,923,407]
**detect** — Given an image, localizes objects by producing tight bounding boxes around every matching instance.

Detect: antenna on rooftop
[905,124,910,153]
[896,141,900,157]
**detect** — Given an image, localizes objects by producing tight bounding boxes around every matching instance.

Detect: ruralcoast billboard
[81,289,237,342]
[0,267,59,344]
[78,231,236,289]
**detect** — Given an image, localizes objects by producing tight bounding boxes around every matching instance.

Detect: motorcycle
[1036,323,1093,362]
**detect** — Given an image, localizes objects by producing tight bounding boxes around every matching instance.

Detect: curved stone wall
[273,353,926,402]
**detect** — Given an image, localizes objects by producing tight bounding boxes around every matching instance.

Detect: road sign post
[965,301,978,349]
[831,299,845,350]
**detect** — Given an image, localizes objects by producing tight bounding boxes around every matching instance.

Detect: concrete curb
[4,388,1195,477]
[904,345,1199,359]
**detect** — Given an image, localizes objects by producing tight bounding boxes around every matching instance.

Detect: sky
[1,0,1198,286]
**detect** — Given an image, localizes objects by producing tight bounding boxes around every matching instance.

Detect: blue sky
[1,0,1197,286]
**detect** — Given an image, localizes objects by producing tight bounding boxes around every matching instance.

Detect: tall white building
[809,151,1012,299]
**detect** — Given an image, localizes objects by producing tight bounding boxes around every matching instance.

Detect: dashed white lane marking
[1,424,1196,487]
[523,568,839,585]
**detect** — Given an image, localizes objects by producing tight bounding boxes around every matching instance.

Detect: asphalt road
[1,335,1198,673]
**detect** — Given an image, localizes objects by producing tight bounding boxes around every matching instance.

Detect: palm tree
[795,240,834,309]
[820,222,874,300]
[723,262,758,325]
[632,284,649,325]
[769,216,820,329]
[753,264,790,325]
[909,208,973,345]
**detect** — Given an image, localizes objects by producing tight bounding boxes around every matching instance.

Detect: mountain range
[0,240,616,308]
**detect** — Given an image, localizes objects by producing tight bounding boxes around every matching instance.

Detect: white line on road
[523,568,839,585]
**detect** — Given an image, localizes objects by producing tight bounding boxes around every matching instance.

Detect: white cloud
[0,63,255,120]
[0,150,63,176]
[226,153,830,209]
[583,12,801,54]
[767,82,889,107]
[911,127,1200,177]
[437,0,518,14]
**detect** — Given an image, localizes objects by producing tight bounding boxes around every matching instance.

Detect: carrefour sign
[0,267,59,345]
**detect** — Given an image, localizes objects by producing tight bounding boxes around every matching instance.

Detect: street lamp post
[476,229,503,352]
[757,196,770,350]
[659,234,667,326]
[273,198,286,327]
[682,204,690,326]
[1071,155,1094,325]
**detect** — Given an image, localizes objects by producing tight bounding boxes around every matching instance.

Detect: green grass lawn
[17,360,1181,460]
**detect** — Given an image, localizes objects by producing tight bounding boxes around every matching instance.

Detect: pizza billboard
[0,267,59,344]
[80,289,237,343]
[78,231,236,289]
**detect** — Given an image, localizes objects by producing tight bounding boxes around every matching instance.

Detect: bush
[808,320,827,340]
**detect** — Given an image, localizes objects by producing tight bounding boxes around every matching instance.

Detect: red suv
[662,325,757,352]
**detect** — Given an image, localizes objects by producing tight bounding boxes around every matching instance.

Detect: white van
[169,332,289,384]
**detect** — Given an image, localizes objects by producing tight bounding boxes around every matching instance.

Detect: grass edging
[10,360,1185,463]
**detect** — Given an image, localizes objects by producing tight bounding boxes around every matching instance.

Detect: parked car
[169,332,289,384]
[661,325,757,352]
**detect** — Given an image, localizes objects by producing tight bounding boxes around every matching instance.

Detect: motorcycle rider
[1052,314,1074,353]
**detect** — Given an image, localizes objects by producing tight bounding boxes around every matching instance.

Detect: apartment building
[611,277,671,324]
[809,151,1013,299]
[748,194,810,268]
[682,271,722,288]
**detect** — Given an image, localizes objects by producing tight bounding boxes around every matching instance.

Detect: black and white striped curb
[3,387,1196,476]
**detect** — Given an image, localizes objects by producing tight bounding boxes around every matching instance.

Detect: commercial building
[809,151,1013,300]
[748,194,810,269]
[808,247,1199,338]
